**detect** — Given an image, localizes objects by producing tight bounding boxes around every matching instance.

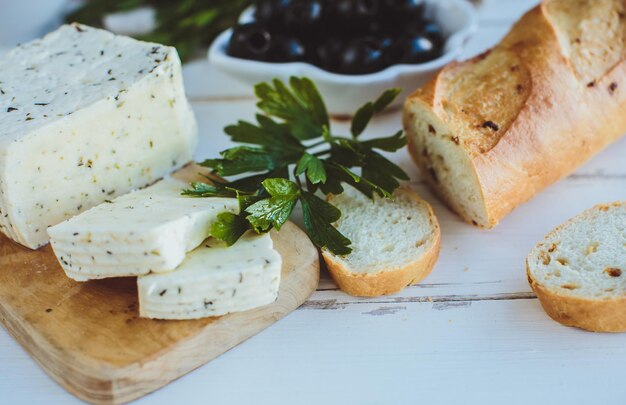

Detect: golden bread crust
[404,1,626,227]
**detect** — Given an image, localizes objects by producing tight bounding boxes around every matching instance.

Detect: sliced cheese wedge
[47,178,238,281]
[138,232,282,320]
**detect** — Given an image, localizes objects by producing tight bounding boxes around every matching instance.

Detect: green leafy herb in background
[183,77,408,255]
[66,0,252,61]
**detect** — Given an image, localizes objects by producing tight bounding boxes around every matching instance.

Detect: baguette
[322,185,440,297]
[403,0,626,228]
[527,202,626,332]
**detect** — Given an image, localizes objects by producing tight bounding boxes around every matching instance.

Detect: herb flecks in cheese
[0,23,197,248]
[48,178,238,281]
[138,232,282,320]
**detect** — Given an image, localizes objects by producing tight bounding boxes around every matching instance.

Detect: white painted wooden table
[2,1,626,403]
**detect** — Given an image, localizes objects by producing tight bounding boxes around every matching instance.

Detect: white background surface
[2,0,626,404]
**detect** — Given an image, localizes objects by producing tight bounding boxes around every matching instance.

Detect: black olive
[326,0,357,18]
[370,21,395,37]
[399,34,439,64]
[378,36,394,50]
[324,0,381,37]
[355,0,379,17]
[379,37,404,67]
[240,0,444,73]
[405,20,445,49]
[421,21,445,48]
[422,21,441,36]
[227,23,273,61]
[365,21,381,34]
[254,0,275,22]
[326,0,380,18]
[383,0,424,15]
[254,0,293,24]
[335,37,385,74]
[312,38,344,71]
[284,0,324,31]
[271,36,307,62]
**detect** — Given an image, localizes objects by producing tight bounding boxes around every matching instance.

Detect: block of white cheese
[0,23,197,249]
[48,178,238,281]
[138,232,282,320]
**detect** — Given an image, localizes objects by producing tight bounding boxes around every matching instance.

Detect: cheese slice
[138,232,282,320]
[48,178,238,281]
[0,23,197,249]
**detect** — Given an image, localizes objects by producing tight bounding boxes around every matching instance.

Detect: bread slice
[527,202,626,332]
[322,185,440,297]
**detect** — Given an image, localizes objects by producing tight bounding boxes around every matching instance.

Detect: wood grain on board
[0,165,320,404]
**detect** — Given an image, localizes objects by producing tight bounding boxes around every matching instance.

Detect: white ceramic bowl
[208,0,477,115]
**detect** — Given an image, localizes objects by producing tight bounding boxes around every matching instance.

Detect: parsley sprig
[183,77,408,255]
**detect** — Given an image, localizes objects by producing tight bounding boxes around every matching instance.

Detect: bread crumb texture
[528,202,626,299]
[328,185,438,274]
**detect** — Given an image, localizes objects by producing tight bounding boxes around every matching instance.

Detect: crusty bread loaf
[527,202,626,332]
[403,0,626,228]
[322,185,440,297]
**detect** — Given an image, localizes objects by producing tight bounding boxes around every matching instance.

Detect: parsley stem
[293,168,303,188]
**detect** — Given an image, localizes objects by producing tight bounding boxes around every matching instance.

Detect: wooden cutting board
[0,166,320,405]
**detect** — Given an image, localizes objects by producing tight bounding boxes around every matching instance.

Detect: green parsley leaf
[300,192,351,255]
[364,150,409,181]
[350,102,374,138]
[224,114,303,151]
[210,212,249,246]
[295,153,327,184]
[350,88,401,138]
[202,146,297,176]
[245,178,300,231]
[262,177,300,196]
[288,77,329,130]
[361,130,407,152]
[372,88,402,113]
[321,161,391,199]
[255,77,328,140]
[223,167,288,194]
[181,181,233,198]
[234,190,263,212]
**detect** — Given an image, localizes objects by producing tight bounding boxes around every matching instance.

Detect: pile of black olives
[226,0,446,75]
